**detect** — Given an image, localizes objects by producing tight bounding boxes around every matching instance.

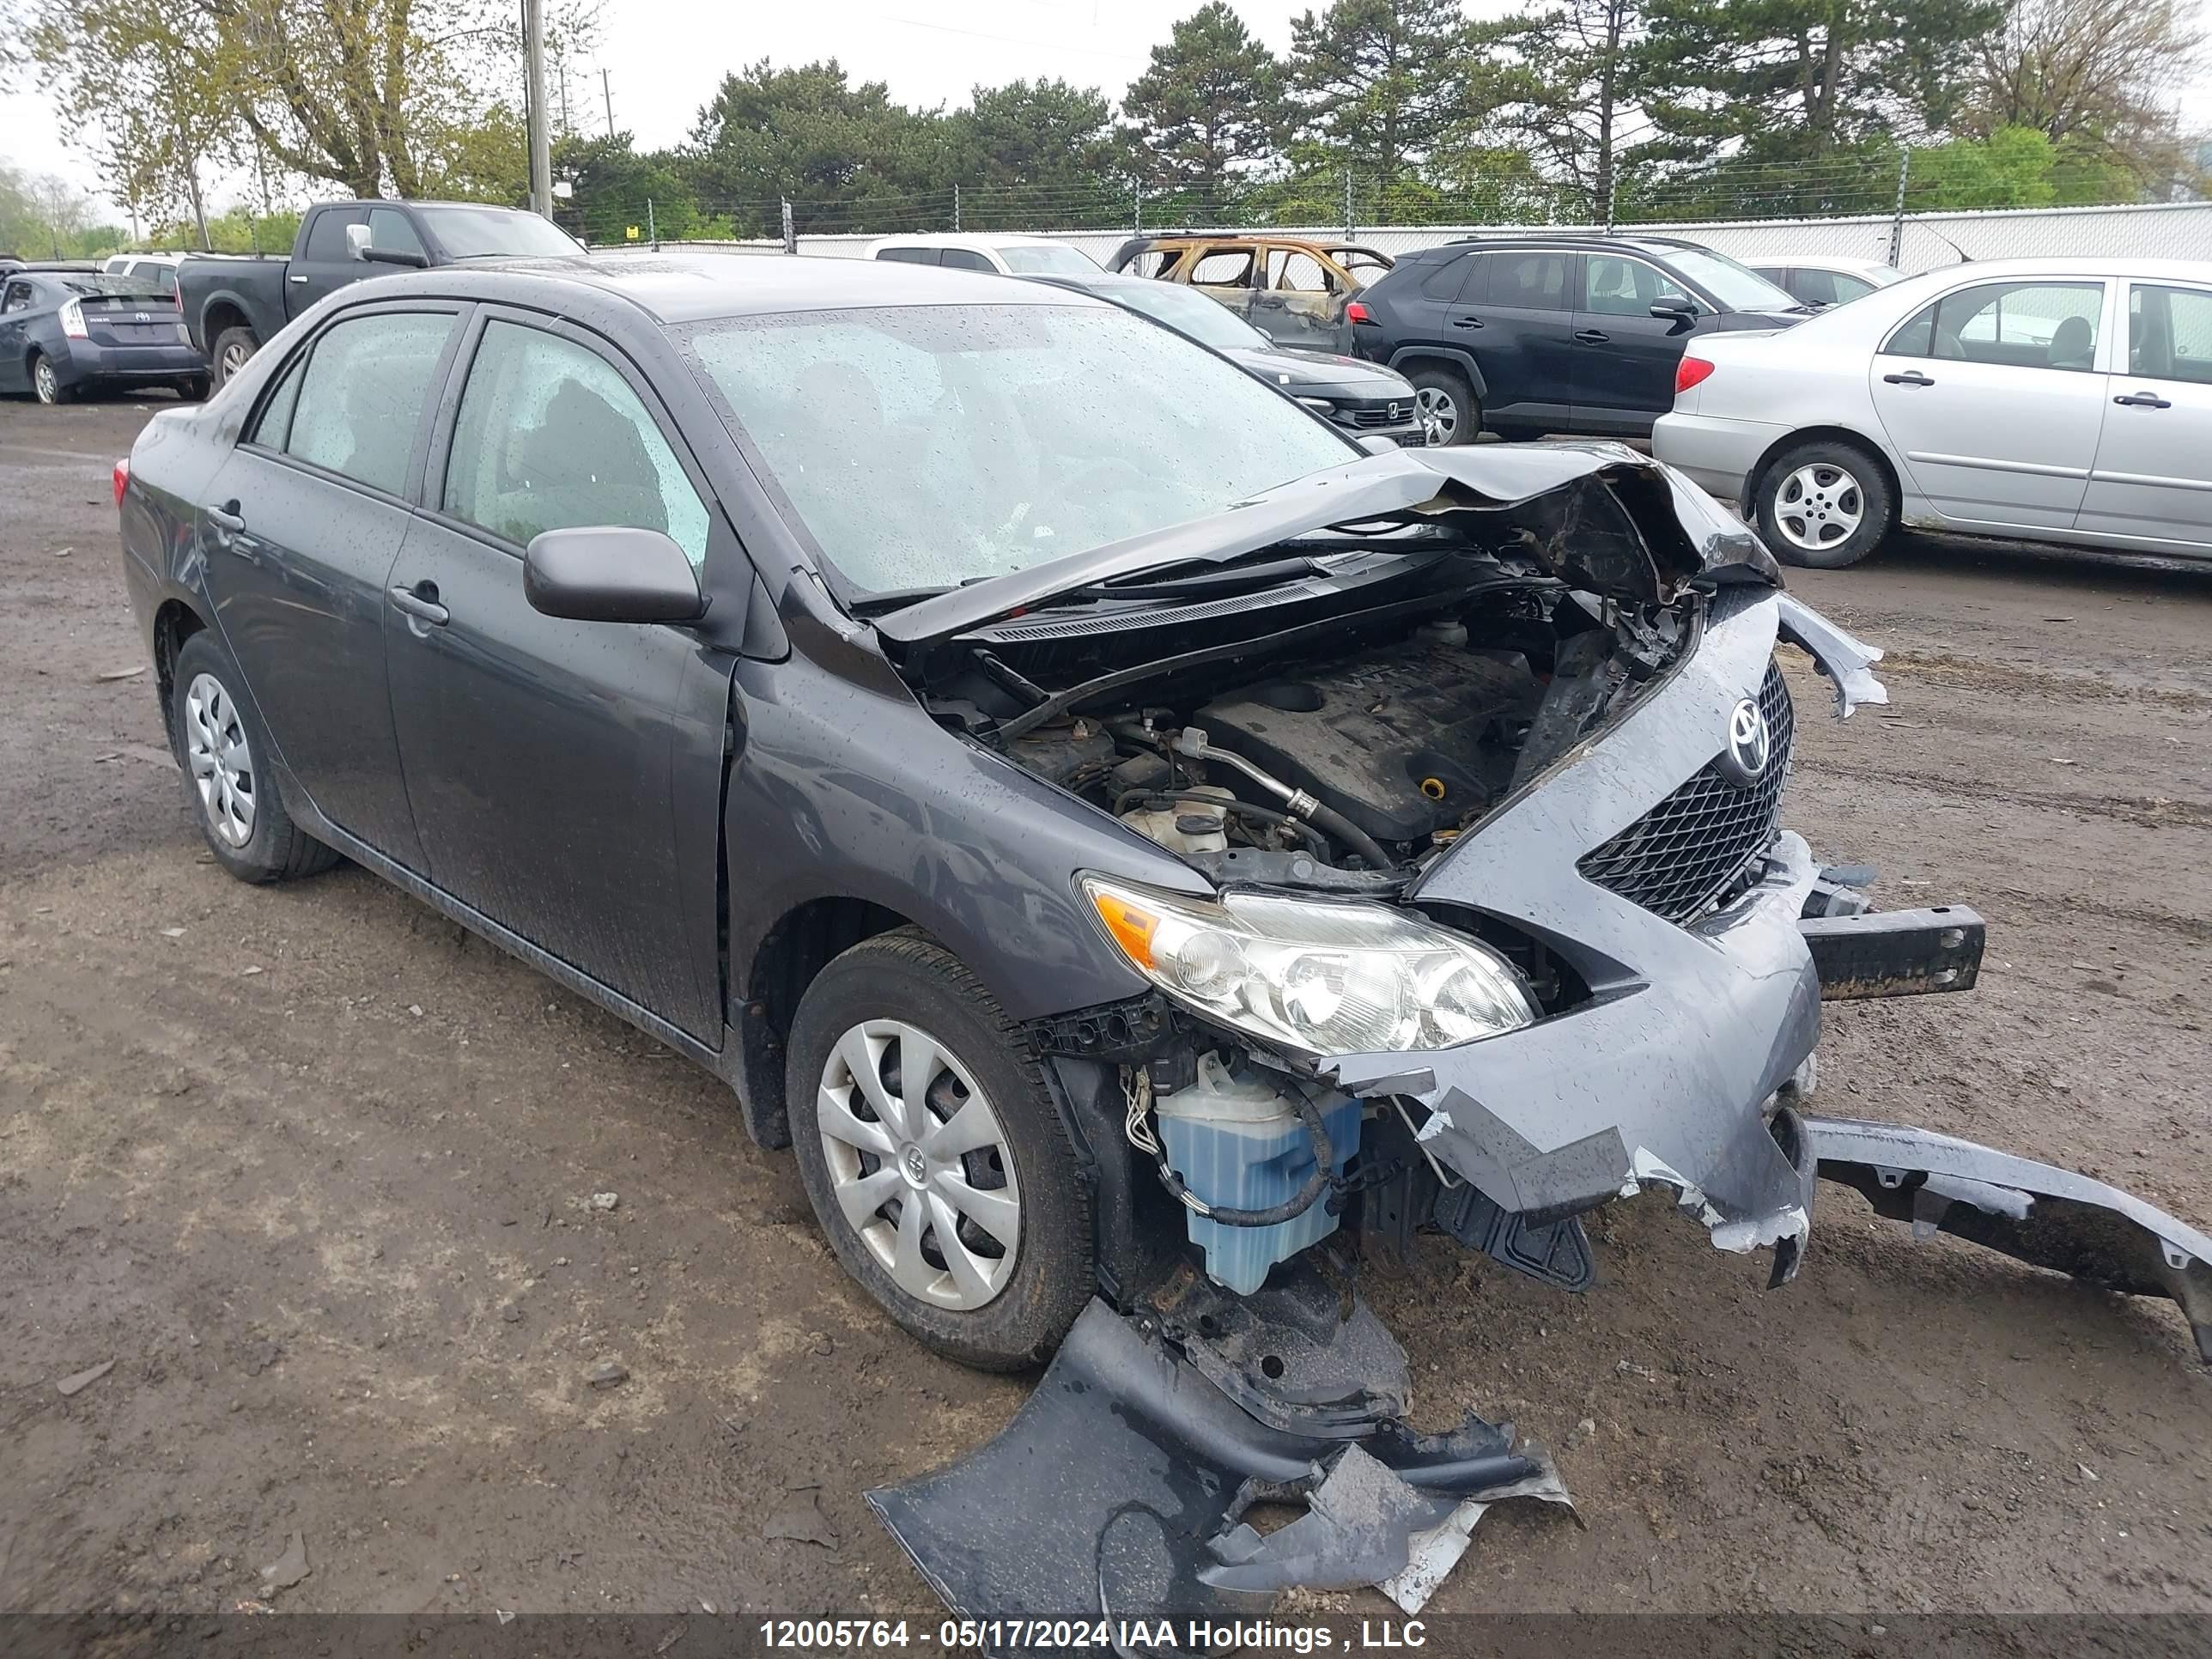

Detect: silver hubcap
[1414,385,1456,444]
[34,361,57,401]
[220,343,249,380]
[184,672,256,848]
[1774,463,1864,553]
[816,1018,1020,1310]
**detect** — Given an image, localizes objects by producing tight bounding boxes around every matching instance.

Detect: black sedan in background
[2,265,209,404]
[1030,269,1432,445]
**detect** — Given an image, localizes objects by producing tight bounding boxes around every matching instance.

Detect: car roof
[1736,252,1899,274]
[356,250,1112,325]
[1883,256,2212,283]
[866,232,1080,250]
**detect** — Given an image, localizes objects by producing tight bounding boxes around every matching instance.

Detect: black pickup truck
[177,199,586,386]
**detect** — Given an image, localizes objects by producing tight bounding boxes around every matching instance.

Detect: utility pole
[558,55,571,139]
[1887,149,1911,267]
[524,0,552,217]
[601,68,616,140]
[781,198,796,255]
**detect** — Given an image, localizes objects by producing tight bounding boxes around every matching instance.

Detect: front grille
[1339,403,1412,428]
[1577,659,1795,925]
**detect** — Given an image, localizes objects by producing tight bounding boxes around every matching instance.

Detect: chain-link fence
[562,150,2212,273]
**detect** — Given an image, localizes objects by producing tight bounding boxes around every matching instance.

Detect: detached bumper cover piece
[868,1290,1567,1638]
[1804,1115,2212,1363]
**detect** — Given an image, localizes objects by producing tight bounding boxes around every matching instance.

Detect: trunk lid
[75,290,190,348]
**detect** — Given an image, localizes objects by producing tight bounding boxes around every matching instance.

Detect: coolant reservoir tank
[1152,1051,1361,1295]
[1119,785,1232,856]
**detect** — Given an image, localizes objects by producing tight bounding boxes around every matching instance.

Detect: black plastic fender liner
[1803,1115,2212,1363]
[866,1298,1544,1644]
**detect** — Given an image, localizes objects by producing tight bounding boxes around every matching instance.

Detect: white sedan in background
[1741,252,1905,308]
[1655,256,2212,568]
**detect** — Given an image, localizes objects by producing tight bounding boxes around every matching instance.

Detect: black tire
[210,326,258,388]
[786,929,1092,1371]
[1407,364,1479,447]
[168,631,340,883]
[1753,438,1896,569]
[30,353,69,405]
[178,375,212,402]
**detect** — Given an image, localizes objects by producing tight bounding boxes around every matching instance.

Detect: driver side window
[442,320,710,565]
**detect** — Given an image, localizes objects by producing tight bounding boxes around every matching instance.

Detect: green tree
[1502,0,1644,218]
[1286,0,1511,184]
[555,131,705,244]
[1121,3,1286,194]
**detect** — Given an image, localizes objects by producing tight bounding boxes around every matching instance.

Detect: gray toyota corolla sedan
[116,252,2209,1619]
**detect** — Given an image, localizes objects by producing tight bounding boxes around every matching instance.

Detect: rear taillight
[112,459,130,508]
[1345,300,1375,325]
[1674,356,1714,395]
[59,298,88,339]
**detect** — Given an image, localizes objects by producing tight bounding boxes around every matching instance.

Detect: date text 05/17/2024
[757,1618,1431,1650]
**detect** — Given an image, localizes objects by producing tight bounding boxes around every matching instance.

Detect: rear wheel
[211,326,258,388]
[169,631,339,883]
[177,374,212,402]
[31,354,67,405]
[1407,365,1479,447]
[1754,439,1896,569]
[786,930,1092,1370]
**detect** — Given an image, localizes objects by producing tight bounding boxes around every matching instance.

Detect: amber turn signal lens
[1090,888,1160,970]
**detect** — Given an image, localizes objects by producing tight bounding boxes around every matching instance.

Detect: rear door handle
[2113,391,2172,408]
[1449,314,1484,330]
[1574,328,1610,344]
[287,274,308,285]
[1883,370,1935,386]
[389,581,449,626]
[206,501,245,532]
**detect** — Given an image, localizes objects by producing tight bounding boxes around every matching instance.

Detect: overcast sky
[5,0,2209,219]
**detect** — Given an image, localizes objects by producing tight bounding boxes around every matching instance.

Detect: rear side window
[1886,281,2104,372]
[1418,253,1482,304]
[1829,271,1875,302]
[2128,285,2212,386]
[939,248,994,273]
[1492,252,1570,311]
[1268,250,1337,293]
[283,312,454,495]
[302,208,367,264]
[876,246,940,265]
[248,355,307,450]
[2,279,33,313]
[442,319,709,565]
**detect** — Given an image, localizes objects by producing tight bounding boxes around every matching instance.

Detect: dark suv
[1347,235,1808,444]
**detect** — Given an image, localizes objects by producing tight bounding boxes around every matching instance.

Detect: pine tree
[1121,3,1288,193]
[1287,0,1513,183]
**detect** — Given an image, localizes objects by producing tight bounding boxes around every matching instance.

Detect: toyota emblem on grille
[135,311,149,322]
[1717,697,1771,786]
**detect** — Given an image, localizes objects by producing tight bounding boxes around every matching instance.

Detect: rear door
[1868,277,2112,532]
[198,302,465,866]
[288,206,369,315]
[1474,248,1581,430]
[1182,245,1261,325]
[0,276,36,391]
[385,309,729,1039]
[2075,280,2212,551]
[1571,249,1693,434]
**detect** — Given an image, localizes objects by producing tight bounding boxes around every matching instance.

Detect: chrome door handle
[206,501,245,532]
[287,274,308,285]
[389,582,449,626]
[1883,370,1935,386]
[2112,391,2172,409]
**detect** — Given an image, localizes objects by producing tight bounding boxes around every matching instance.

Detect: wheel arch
[1386,345,1488,402]
[152,598,210,756]
[200,296,253,346]
[1745,424,1901,522]
[733,895,921,1149]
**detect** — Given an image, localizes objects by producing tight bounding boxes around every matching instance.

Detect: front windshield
[993,242,1098,275]
[1659,247,1799,313]
[1097,279,1267,351]
[415,205,584,259]
[686,302,1352,594]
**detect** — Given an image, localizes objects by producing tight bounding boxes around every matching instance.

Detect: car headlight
[1083,876,1537,1056]
[1296,397,1335,413]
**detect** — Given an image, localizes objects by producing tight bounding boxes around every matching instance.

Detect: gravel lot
[3,397,2209,1625]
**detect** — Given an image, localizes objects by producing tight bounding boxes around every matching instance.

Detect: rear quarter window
[282,311,455,495]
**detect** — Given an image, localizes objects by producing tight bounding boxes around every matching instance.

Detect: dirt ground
[3,398,2209,1627]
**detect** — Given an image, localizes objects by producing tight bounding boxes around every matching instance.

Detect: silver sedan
[1654,256,2212,568]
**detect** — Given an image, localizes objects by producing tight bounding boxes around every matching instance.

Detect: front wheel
[31,354,68,405]
[1754,440,1896,568]
[210,326,258,388]
[1406,365,1479,447]
[177,375,212,402]
[786,931,1093,1371]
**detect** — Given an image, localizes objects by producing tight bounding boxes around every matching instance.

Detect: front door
[1571,250,1695,434]
[289,206,370,313]
[1249,247,1345,352]
[2075,281,2212,552]
[385,311,730,1040]
[1868,277,2112,532]
[198,304,462,867]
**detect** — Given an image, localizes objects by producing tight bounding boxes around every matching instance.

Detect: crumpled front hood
[876,443,1782,647]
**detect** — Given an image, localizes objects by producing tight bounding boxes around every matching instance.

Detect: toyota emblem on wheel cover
[1717,696,1771,786]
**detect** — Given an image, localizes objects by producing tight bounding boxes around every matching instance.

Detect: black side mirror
[1650,294,1698,320]
[524,526,708,624]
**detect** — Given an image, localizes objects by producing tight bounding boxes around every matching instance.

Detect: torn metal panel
[868,1297,1557,1637]
[1777,592,1889,717]
[1804,1115,2212,1363]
